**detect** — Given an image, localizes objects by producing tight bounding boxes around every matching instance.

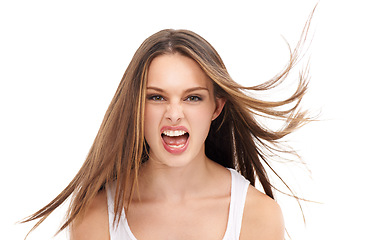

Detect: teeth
[167,144,185,148]
[162,130,186,137]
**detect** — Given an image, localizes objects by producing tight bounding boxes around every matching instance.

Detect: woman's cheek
[186,106,214,136]
[144,105,162,142]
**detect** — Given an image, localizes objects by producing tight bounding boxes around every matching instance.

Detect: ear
[212,97,226,121]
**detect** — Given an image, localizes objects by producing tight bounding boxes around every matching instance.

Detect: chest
[126,196,230,240]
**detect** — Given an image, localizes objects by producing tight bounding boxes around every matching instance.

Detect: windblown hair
[22,14,313,237]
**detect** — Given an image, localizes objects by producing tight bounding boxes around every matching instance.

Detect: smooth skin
[70,53,284,240]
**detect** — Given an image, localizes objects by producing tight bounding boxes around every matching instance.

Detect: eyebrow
[146,86,209,93]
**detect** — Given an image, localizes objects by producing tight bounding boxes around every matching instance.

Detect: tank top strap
[106,183,135,240]
[223,168,250,240]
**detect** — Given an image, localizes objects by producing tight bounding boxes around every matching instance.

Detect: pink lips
[160,126,189,154]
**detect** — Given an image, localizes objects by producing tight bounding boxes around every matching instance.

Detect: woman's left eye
[185,96,202,102]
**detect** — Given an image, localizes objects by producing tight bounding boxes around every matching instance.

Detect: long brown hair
[22,12,314,237]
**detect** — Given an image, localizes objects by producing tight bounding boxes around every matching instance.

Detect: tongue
[162,134,188,146]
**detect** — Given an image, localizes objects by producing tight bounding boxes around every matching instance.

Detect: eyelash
[146,95,203,102]
[148,95,165,101]
[185,95,202,102]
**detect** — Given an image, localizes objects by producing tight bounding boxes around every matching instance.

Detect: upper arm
[240,185,285,240]
[70,190,110,240]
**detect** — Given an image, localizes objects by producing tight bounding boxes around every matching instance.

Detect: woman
[23,27,311,240]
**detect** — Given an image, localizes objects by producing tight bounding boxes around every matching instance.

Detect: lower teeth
[168,144,184,148]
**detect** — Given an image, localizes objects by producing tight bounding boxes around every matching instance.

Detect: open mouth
[161,130,190,149]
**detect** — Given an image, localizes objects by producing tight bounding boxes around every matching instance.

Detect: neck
[137,155,215,202]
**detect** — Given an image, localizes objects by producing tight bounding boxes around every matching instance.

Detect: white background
[1,0,373,239]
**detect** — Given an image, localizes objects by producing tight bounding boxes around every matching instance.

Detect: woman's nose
[165,102,184,123]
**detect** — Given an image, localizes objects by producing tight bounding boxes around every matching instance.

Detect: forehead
[147,53,212,89]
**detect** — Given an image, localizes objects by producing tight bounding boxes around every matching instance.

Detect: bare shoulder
[70,189,110,240]
[239,185,285,240]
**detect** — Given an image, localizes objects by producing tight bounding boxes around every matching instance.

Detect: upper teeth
[162,130,186,137]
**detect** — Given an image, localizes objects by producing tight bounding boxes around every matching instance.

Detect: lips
[160,126,190,154]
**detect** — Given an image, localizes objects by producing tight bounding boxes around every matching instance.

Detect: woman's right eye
[148,95,165,101]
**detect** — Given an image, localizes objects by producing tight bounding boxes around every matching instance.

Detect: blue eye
[186,96,202,102]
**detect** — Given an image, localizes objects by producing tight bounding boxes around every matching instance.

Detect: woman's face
[144,53,225,168]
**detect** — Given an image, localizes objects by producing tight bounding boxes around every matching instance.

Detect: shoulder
[70,189,110,240]
[239,185,285,240]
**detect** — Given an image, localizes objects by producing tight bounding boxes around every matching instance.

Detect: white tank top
[106,168,250,240]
